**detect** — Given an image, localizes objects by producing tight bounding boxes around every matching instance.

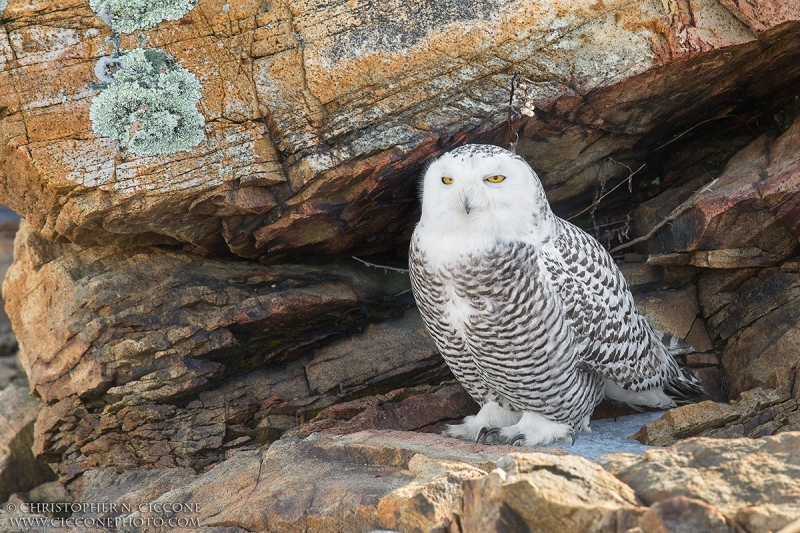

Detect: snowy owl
[409,144,703,446]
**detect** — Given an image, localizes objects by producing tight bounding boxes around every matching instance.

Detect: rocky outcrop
[4,1,800,531]
[634,122,800,264]
[3,221,457,479]
[5,215,739,481]
[0,385,57,503]
[1,1,799,261]
[634,387,800,445]
[629,105,800,404]
[603,431,800,529]
[3,430,799,533]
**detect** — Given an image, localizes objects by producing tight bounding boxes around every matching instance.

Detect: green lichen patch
[90,48,205,156]
[90,0,198,34]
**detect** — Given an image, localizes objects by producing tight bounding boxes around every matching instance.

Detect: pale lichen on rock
[89,48,205,156]
[89,0,198,34]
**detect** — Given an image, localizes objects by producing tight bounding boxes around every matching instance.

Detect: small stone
[640,496,730,533]
[632,400,735,446]
[734,504,800,533]
[4,222,417,479]
[689,248,781,269]
[27,481,71,505]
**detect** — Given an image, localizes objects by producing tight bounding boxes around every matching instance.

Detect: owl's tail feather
[654,330,694,356]
[665,366,706,401]
[655,331,706,400]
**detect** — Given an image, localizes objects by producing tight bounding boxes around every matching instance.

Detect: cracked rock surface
[3,220,455,480]
[3,431,800,533]
[1,0,799,261]
[3,2,800,532]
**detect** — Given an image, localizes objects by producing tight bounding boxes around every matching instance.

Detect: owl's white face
[415,145,556,258]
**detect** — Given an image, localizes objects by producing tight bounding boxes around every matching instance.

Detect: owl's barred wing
[542,219,671,392]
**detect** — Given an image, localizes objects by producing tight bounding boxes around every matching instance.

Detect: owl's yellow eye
[486,175,506,183]
[442,177,453,184]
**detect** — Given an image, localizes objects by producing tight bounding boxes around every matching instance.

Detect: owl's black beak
[458,187,476,215]
[460,195,472,214]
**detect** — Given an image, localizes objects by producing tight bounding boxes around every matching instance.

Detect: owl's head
[416,144,556,250]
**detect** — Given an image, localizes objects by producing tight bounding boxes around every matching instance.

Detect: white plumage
[409,144,703,446]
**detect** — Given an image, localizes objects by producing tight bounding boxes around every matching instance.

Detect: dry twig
[351,256,409,273]
[608,178,718,253]
[653,115,736,152]
[507,71,521,152]
[567,162,646,222]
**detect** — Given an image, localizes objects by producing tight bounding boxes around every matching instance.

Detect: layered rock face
[3,431,799,533]
[4,220,458,479]
[2,0,800,532]
[0,213,58,508]
[1,0,800,261]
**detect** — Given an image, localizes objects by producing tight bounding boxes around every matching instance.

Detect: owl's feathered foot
[446,401,521,442]
[496,412,577,446]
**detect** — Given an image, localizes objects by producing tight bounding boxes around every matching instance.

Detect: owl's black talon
[508,434,525,446]
[569,429,577,446]
[484,428,501,443]
[476,427,501,444]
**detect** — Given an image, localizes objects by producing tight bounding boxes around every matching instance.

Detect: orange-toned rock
[603,432,800,526]
[461,452,642,533]
[1,1,799,261]
[3,221,443,479]
[6,427,800,533]
[632,388,799,446]
[640,496,731,533]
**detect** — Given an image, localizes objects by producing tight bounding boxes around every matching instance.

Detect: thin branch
[609,178,718,253]
[507,71,521,151]
[593,217,632,230]
[351,256,409,273]
[653,115,736,152]
[567,163,646,221]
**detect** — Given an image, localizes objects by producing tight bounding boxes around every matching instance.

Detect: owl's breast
[417,242,538,347]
